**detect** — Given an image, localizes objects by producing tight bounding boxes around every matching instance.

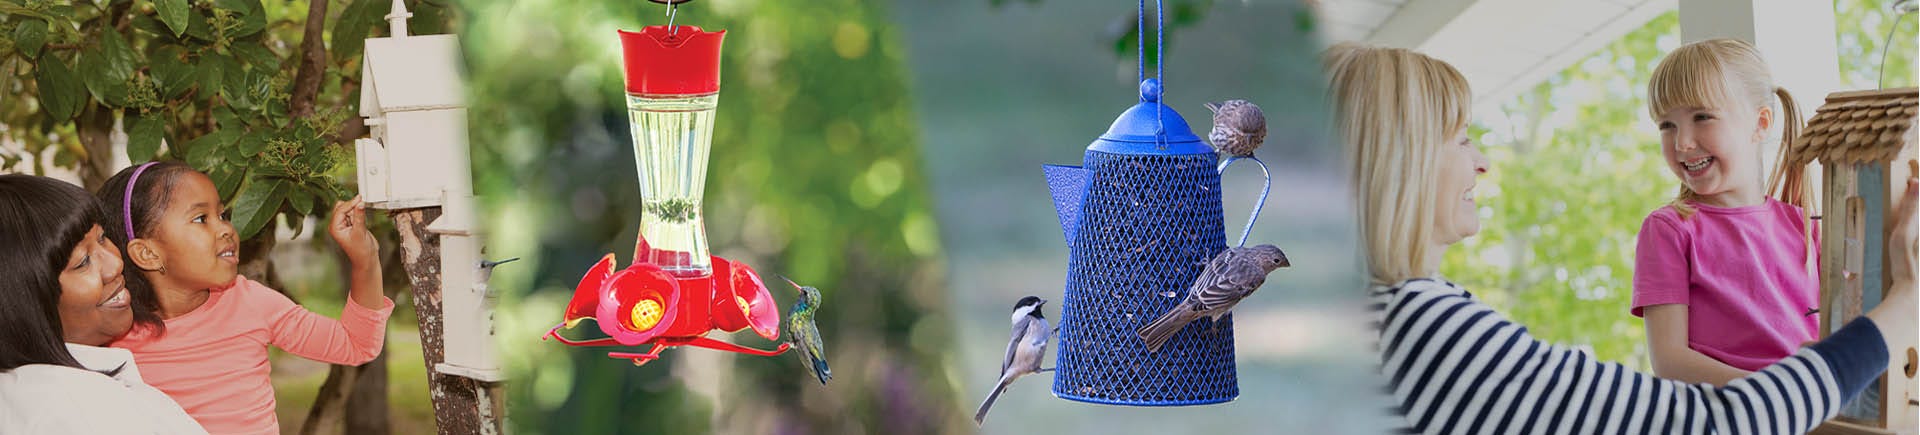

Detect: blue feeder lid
[1088,79,1211,156]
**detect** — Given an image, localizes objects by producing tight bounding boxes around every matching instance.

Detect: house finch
[1206,99,1267,159]
[1139,244,1290,352]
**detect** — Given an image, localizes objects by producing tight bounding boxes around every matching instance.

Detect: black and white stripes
[1370,278,1887,434]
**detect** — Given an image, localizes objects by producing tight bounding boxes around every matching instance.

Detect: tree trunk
[391,208,506,435]
[74,104,117,191]
[345,247,409,435]
[288,0,329,118]
[343,342,392,434]
[297,365,360,435]
[299,233,405,435]
[238,232,279,293]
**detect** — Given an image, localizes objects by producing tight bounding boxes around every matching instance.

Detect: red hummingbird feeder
[543,16,788,366]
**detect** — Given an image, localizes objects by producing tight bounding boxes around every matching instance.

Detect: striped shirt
[1371,278,1888,434]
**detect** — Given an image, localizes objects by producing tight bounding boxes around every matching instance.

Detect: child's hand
[329,196,379,267]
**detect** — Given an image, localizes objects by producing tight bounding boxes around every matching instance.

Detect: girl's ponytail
[1766,86,1816,274]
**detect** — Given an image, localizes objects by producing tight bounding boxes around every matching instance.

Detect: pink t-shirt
[112,275,393,435]
[1631,199,1820,372]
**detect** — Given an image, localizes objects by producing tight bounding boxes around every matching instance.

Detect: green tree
[461,0,965,432]
[0,1,454,432]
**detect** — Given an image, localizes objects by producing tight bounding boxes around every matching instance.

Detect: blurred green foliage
[1440,13,1679,369]
[461,0,964,433]
[1444,3,1917,369]
[1836,0,1917,89]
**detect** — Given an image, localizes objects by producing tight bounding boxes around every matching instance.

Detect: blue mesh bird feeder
[1044,72,1239,405]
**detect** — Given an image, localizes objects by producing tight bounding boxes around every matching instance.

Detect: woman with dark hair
[0,174,204,434]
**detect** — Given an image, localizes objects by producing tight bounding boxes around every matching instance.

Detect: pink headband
[123,162,159,239]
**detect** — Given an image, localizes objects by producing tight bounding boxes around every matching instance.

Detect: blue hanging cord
[1145,0,1166,146]
[1136,0,1144,85]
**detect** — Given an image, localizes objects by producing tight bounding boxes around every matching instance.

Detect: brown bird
[1138,244,1290,353]
[1206,99,1267,159]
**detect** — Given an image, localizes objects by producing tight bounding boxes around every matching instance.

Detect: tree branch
[288,0,329,119]
[333,116,368,146]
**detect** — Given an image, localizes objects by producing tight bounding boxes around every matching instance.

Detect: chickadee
[975,296,1052,425]
[1138,244,1290,352]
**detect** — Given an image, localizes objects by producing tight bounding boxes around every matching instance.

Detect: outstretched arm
[1377,280,1885,435]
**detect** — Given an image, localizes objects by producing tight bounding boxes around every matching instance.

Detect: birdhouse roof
[359,34,465,117]
[1794,87,1917,165]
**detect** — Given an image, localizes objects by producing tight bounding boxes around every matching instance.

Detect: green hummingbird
[782,277,831,385]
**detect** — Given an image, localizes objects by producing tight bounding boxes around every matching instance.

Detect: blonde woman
[1327,43,1917,434]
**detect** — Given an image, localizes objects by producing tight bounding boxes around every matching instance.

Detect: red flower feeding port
[542,21,788,366]
[545,254,787,365]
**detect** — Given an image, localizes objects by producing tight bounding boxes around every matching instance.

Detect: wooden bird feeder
[1798,87,1918,434]
[356,0,502,383]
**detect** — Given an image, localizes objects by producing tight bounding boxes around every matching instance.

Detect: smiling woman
[0,174,204,434]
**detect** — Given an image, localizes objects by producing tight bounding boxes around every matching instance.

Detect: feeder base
[434,363,506,383]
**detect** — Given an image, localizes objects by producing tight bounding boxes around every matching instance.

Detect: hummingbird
[1206,99,1268,171]
[1138,244,1290,353]
[782,277,831,385]
[975,296,1051,425]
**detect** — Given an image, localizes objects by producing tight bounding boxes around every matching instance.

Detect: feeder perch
[1797,88,1917,433]
[355,0,502,382]
[543,21,789,366]
[1044,78,1237,406]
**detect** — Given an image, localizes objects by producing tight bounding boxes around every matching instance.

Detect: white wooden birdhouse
[357,0,467,211]
[357,0,501,383]
[1799,87,1917,434]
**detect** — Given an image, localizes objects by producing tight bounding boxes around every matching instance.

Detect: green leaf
[288,187,313,215]
[184,8,214,41]
[284,209,304,237]
[0,2,47,18]
[35,55,85,121]
[53,146,77,167]
[232,42,277,72]
[330,0,382,61]
[12,18,47,58]
[184,128,238,169]
[78,30,137,106]
[154,0,191,37]
[228,176,285,239]
[198,53,230,97]
[130,14,170,39]
[211,105,241,129]
[236,130,270,156]
[210,166,245,200]
[221,65,259,111]
[150,47,195,98]
[126,112,164,162]
[213,0,266,37]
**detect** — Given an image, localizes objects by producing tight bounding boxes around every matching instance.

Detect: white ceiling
[1317,0,1677,111]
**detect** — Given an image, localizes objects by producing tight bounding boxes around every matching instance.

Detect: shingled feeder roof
[1795,87,1918,165]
